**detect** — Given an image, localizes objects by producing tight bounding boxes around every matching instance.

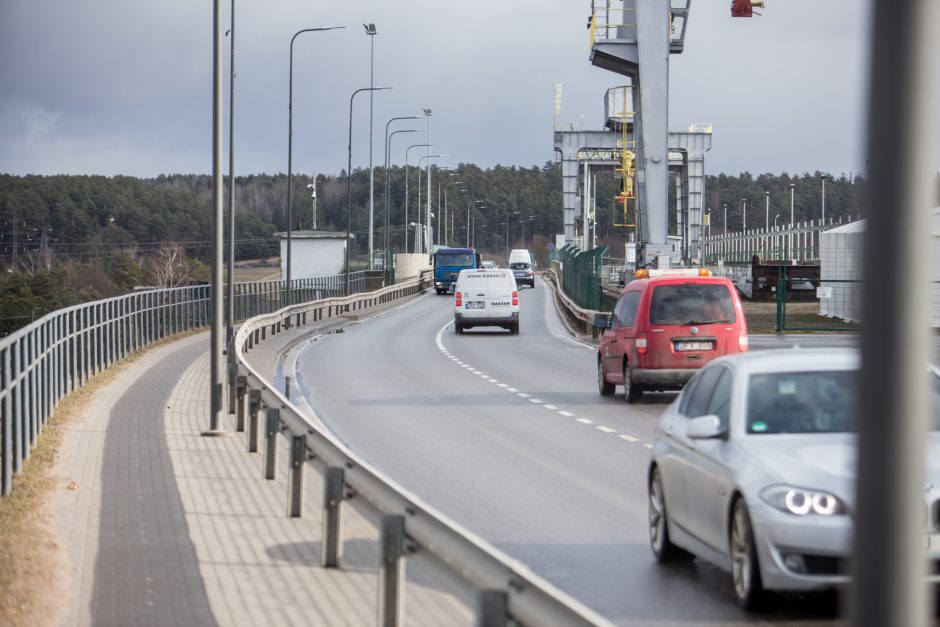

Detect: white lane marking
[528,398,543,404]
[559,411,575,417]
[517,392,531,398]
[619,434,639,443]
[643,444,653,449]
[543,404,557,410]
[576,418,593,424]
[462,365,472,369]
[507,387,518,393]
[489,380,500,384]
[597,426,616,433]
[480,375,491,380]
[471,370,482,375]
[497,383,509,388]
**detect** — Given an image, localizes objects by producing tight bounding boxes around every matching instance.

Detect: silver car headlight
[759,485,846,516]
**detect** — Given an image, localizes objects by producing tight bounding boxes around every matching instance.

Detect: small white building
[819,209,940,326]
[274,230,353,280]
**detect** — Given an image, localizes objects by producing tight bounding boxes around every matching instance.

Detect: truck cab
[433,248,481,294]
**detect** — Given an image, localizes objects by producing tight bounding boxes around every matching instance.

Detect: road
[289,275,853,625]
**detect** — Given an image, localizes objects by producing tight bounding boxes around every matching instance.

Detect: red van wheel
[598,358,614,396]
[623,362,643,403]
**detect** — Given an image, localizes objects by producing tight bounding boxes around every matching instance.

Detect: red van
[596,269,748,402]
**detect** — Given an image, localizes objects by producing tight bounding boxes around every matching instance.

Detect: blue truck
[433,247,481,294]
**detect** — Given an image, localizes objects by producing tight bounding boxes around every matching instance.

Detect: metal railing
[0,271,368,498]
[547,245,608,311]
[232,274,612,626]
[703,215,862,265]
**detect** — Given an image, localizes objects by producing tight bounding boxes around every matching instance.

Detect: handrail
[232,273,613,626]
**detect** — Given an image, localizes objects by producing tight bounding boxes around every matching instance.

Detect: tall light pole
[820,173,827,227]
[741,198,747,232]
[384,127,419,255]
[363,24,378,269]
[346,86,391,297]
[435,166,454,248]
[423,108,432,258]
[286,26,344,306]
[404,143,434,253]
[383,116,421,254]
[208,0,225,433]
[723,202,728,235]
[764,190,770,231]
[224,0,236,416]
[444,175,463,246]
[417,155,446,252]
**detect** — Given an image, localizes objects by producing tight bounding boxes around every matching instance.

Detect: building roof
[273,230,354,240]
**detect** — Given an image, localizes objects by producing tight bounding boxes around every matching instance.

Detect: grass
[0,329,201,626]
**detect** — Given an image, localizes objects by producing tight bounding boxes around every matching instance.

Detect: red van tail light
[512,291,519,306]
[739,334,749,351]
[455,291,462,307]
[636,334,648,354]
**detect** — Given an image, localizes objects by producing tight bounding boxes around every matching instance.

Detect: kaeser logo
[689,326,699,335]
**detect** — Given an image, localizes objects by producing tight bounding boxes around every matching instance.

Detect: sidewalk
[50,295,471,626]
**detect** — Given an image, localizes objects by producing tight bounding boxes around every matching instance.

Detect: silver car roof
[712,347,859,375]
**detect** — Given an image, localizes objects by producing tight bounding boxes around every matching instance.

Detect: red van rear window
[649,284,736,325]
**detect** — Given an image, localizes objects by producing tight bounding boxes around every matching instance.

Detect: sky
[0,0,903,179]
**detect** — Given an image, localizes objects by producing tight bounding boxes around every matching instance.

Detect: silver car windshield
[746,370,940,434]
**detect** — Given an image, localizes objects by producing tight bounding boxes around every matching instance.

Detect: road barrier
[233,273,613,627]
[0,271,370,498]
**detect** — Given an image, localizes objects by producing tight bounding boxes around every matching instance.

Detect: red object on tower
[731,0,754,17]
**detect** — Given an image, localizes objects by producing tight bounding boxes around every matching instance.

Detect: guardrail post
[321,467,344,567]
[378,514,406,627]
[227,356,237,414]
[287,435,305,518]
[263,408,279,479]
[476,590,508,627]
[235,376,247,432]
[248,389,261,452]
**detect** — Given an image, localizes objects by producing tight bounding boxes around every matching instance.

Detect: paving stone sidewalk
[51,298,471,626]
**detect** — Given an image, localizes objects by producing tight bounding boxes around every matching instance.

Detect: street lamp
[820,174,827,227]
[346,86,392,297]
[383,120,420,253]
[417,154,447,253]
[765,190,770,231]
[285,26,345,306]
[741,198,747,232]
[363,24,378,270]
[443,175,463,246]
[723,202,728,235]
[404,143,434,253]
[789,183,796,225]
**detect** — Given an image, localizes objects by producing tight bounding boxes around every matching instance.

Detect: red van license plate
[675,341,713,352]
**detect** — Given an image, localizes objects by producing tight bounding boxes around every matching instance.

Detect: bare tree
[148,241,190,288]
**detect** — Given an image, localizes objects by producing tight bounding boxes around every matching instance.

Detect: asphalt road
[290,275,859,625]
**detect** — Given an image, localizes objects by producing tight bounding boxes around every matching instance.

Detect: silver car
[647,348,940,609]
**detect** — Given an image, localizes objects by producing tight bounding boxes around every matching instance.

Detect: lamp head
[363,23,377,35]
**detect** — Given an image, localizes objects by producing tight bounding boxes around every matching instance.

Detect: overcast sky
[0,1,901,179]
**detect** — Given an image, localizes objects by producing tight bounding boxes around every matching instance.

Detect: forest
[0,166,877,335]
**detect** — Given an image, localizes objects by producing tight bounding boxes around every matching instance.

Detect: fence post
[378,514,406,627]
[775,265,786,332]
[247,389,261,453]
[288,435,305,518]
[477,590,508,627]
[263,407,279,480]
[321,467,345,567]
[235,376,247,432]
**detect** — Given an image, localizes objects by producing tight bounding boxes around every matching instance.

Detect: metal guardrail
[545,266,605,339]
[232,273,613,627]
[0,271,370,498]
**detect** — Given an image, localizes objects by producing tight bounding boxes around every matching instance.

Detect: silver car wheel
[730,499,764,609]
[649,470,666,555]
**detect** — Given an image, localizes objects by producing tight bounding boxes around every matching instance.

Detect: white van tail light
[636,334,648,354]
[455,291,462,307]
[512,291,519,306]
[739,334,749,351]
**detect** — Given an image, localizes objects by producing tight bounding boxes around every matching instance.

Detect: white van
[453,268,520,334]
[508,249,535,289]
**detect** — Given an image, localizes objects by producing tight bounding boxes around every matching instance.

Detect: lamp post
[285,26,344,306]
[404,143,434,253]
[741,198,747,232]
[820,174,827,227]
[789,182,796,259]
[423,108,432,258]
[417,154,446,253]
[723,202,728,235]
[444,175,463,246]
[383,121,420,253]
[363,24,378,269]
[765,190,770,231]
[224,0,237,417]
[435,167,454,248]
[346,86,391,297]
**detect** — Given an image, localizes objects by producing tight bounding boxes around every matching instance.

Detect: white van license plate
[465,301,485,309]
[675,341,713,352]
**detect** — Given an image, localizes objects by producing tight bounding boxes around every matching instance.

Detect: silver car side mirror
[687,415,726,440]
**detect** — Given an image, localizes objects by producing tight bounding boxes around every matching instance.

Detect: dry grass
[0,330,202,626]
